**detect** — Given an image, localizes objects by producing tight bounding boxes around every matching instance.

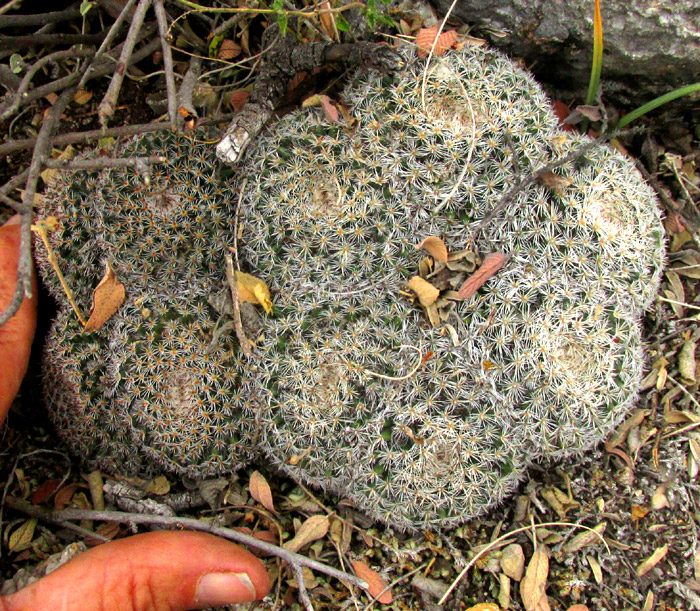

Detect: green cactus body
[37,133,260,478]
[236,44,665,529]
[37,44,665,530]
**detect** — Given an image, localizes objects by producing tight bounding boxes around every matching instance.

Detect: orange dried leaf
[408,276,439,307]
[466,604,501,611]
[416,26,458,58]
[31,479,62,505]
[249,470,275,512]
[83,262,125,332]
[95,521,120,540]
[351,560,393,604]
[283,514,330,552]
[302,94,339,122]
[457,252,506,300]
[416,236,449,263]
[54,483,82,509]
[520,547,549,611]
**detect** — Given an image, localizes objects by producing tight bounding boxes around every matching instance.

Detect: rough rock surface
[425,0,700,108]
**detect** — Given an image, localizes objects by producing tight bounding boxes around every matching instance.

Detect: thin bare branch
[3,497,370,594]
[43,155,165,171]
[0,32,105,52]
[153,0,178,130]
[177,54,202,127]
[0,7,82,27]
[98,0,153,127]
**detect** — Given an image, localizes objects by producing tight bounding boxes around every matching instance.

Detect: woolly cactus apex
[236,43,665,530]
[36,132,260,477]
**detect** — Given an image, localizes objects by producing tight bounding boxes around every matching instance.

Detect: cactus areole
[37,45,664,531]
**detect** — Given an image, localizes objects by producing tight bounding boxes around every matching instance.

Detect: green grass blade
[616,83,700,128]
[585,0,604,105]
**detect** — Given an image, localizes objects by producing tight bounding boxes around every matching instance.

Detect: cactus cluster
[36,43,665,530]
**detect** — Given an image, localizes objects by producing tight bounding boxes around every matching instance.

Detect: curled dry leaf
[416,236,449,263]
[520,547,549,611]
[83,262,125,332]
[562,522,606,553]
[73,89,93,105]
[416,26,458,58]
[636,544,668,576]
[283,514,330,553]
[235,271,273,314]
[408,276,440,307]
[249,470,275,512]
[457,252,507,300]
[41,145,75,185]
[351,560,393,604]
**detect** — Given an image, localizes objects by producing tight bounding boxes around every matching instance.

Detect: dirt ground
[1,3,699,610]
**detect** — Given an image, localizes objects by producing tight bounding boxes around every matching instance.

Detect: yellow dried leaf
[520,547,549,611]
[145,475,170,496]
[636,544,668,576]
[651,485,669,510]
[641,592,654,611]
[501,543,525,581]
[8,518,37,553]
[416,236,449,263]
[466,604,501,611]
[249,470,275,512]
[40,145,75,185]
[235,271,272,313]
[283,514,330,553]
[498,573,510,610]
[351,560,393,604]
[73,89,93,105]
[679,339,697,383]
[586,555,603,584]
[408,276,439,307]
[83,261,125,332]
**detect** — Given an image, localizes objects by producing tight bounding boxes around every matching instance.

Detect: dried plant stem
[43,155,165,171]
[78,0,140,89]
[0,32,105,52]
[0,7,82,27]
[291,562,314,611]
[0,85,76,327]
[153,0,178,130]
[3,497,370,593]
[32,223,87,326]
[1,48,95,120]
[177,54,202,125]
[98,0,152,127]
[0,113,235,158]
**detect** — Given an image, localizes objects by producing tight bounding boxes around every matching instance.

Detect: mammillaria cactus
[36,42,664,530]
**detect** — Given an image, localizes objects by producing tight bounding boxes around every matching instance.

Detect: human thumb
[0,214,37,425]
[0,531,270,611]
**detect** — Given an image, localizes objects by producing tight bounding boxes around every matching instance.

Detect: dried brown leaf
[416,26,458,58]
[302,94,339,122]
[83,262,125,332]
[520,547,549,610]
[416,236,449,263]
[283,514,330,553]
[40,145,75,185]
[31,479,62,505]
[567,606,591,611]
[537,171,572,193]
[351,560,393,604]
[218,39,242,60]
[501,543,525,581]
[636,544,668,576]
[408,276,440,307]
[465,604,500,611]
[228,89,249,111]
[563,522,606,553]
[249,470,275,512]
[54,483,82,509]
[457,252,507,299]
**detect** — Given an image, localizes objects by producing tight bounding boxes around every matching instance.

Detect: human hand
[0,215,270,610]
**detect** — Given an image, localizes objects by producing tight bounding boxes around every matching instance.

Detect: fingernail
[195,572,257,607]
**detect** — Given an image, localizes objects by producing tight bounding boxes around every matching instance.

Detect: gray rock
[425,0,700,108]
